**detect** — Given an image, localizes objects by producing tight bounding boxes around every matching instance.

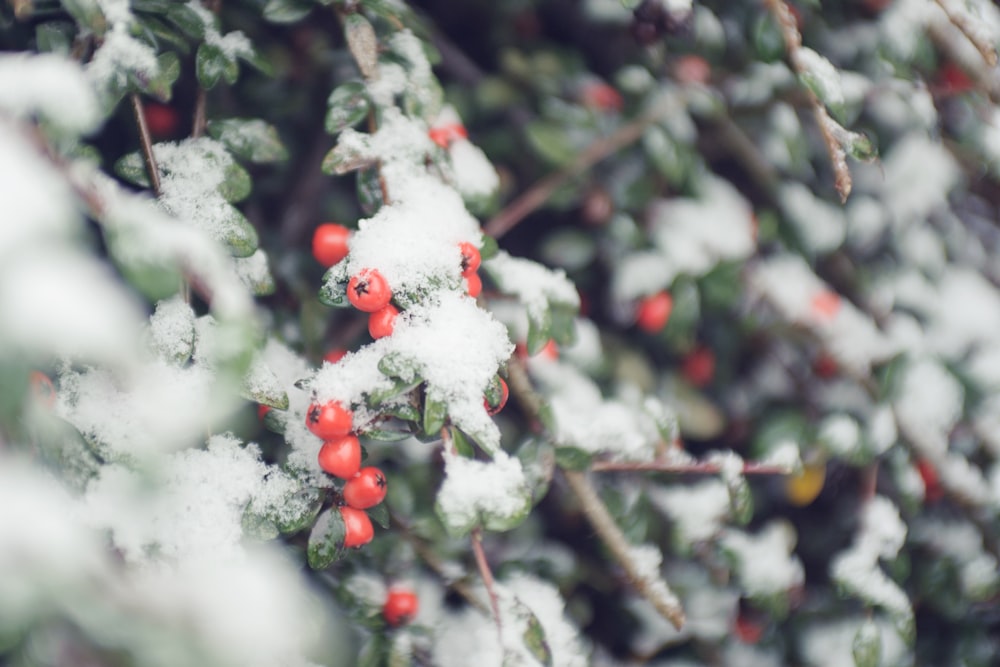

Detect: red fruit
[813,353,838,379]
[143,103,179,138]
[348,268,392,312]
[323,348,348,364]
[734,613,764,644]
[383,587,419,627]
[681,346,715,387]
[340,506,374,548]
[257,404,271,421]
[580,82,623,112]
[810,290,841,322]
[306,400,353,440]
[459,242,481,276]
[343,467,388,509]
[318,435,362,479]
[428,123,468,148]
[369,304,400,339]
[485,377,509,416]
[937,61,974,95]
[674,55,711,85]
[312,224,351,268]
[465,272,482,298]
[917,458,943,502]
[636,291,673,333]
[29,371,56,408]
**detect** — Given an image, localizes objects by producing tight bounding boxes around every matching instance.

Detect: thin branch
[130,93,161,195]
[591,459,791,475]
[934,0,998,67]
[192,89,207,138]
[391,515,488,613]
[471,528,503,638]
[927,20,1000,106]
[763,0,852,202]
[563,469,686,629]
[505,357,686,629]
[484,101,675,240]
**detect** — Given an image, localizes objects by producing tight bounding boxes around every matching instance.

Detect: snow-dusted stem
[130,93,161,194]
[763,0,852,202]
[471,528,503,637]
[934,0,998,67]
[592,460,788,475]
[563,469,686,629]
[193,90,207,138]
[484,101,673,239]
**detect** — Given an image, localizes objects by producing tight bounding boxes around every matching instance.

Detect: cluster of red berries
[459,241,482,298]
[306,400,387,548]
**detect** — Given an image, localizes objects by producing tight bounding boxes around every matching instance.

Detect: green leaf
[479,234,499,260]
[36,22,74,54]
[423,393,448,436]
[519,601,554,667]
[378,352,420,382]
[208,118,289,164]
[852,619,882,667]
[751,12,784,63]
[555,446,592,471]
[367,502,390,529]
[643,125,689,187]
[483,375,505,407]
[241,505,279,540]
[143,51,180,102]
[451,428,475,457]
[343,12,379,79]
[307,507,346,569]
[318,264,350,307]
[60,0,106,33]
[525,120,577,167]
[549,305,577,347]
[384,402,420,422]
[218,160,252,202]
[241,360,288,409]
[114,152,151,188]
[361,426,413,442]
[725,472,753,525]
[326,81,370,134]
[164,2,205,38]
[139,16,193,55]
[262,407,287,434]
[517,437,554,505]
[357,167,385,216]
[220,207,259,258]
[367,377,422,405]
[263,0,313,23]
[526,307,552,356]
[196,42,238,89]
[273,488,323,534]
[107,233,183,301]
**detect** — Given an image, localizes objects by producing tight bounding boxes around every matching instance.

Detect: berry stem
[130,93,161,195]
[590,460,791,475]
[471,527,503,638]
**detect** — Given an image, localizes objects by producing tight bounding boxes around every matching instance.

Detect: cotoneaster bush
[2,0,1000,666]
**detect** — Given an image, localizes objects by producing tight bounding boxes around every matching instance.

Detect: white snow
[649,480,731,544]
[435,450,530,535]
[720,522,805,599]
[892,358,963,459]
[0,53,100,134]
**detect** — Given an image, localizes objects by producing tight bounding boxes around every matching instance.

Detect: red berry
[257,404,271,421]
[428,123,467,148]
[340,506,374,548]
[459,242,481,275]
[343,467,387,509]
[312,224,351,268]
[674,55,711,85]
[681,346,715,387]
[318,435,362,479]
[29,371,56,408]
[143,103,179,138]
[323,348,348,364]
[813,353,838,379]
[580,82,623,112]
[306,400,353,440]
[636,291,673,333]
[917,458,943,502]
[348,268,392,313]
[485,378,509,416]
[369,304,400,339]
[465,272,482,298]
[810,290,841,322]
[383,587,419,627]
[734,613,764,644]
